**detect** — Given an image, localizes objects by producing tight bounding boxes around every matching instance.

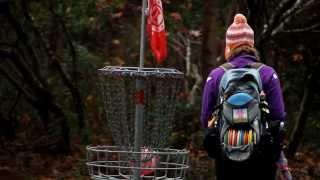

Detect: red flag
[147,0,167,64]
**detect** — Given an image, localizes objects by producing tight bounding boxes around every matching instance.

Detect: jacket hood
[228,54,259,68]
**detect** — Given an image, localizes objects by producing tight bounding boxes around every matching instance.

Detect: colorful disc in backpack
[237,130,241,146]
[239,130,243,145]
[233,129,237,146]
[241,130,245,145]
[244,130,248,145]
[234,130,239,146]
[231,129,235,146]
[226,129,257,146]
[249,129,253,144]
[235,130,238,146]
[232,129,235,146]
[228,129,232,145]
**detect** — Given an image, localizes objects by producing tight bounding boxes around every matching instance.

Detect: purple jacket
[200,54,286,128]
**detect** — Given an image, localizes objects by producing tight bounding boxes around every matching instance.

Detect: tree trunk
[287,70,316,157]
[48,1,85,131]
[0,3,71,153]
[201,0,222,80]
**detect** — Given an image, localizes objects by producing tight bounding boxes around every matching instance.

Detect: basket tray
[86,146,189,180]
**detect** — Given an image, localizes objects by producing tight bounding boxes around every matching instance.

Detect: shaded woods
[0,0,320,179]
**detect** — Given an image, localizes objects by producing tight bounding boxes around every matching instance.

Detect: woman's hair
[226,45,260,61]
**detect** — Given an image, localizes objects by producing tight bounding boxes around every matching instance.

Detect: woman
[201,14,287,180]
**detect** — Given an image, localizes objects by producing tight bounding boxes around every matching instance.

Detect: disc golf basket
[86,67,189,179]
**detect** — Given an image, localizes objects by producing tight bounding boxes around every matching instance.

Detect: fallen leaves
[0,137,90,179]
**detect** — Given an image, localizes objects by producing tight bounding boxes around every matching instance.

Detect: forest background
[0,0,320,179]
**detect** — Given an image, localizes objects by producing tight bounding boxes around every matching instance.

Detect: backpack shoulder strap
[249,62,265,71]
[248,62,264,92]
[220,63,234,72]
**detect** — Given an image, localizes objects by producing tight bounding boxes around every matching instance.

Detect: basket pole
[133,0,147,179]
[139,0,147,69]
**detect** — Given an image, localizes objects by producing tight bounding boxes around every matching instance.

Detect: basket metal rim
[86,145,189,155]
[89,174,181,180]
[97,66,184,78]
[86,161,189,170]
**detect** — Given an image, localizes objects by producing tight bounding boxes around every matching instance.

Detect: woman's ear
[225,46,230,60]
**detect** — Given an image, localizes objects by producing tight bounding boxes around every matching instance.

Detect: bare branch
[266,0,294,28]
[260,0,316,43]
[271,0,314,36]
[168,42,185,60]
[281,0,302,21]
[177,32,188,46]
[296,0,315,14]
[48,0,78,87]
[188,64,203,107]
[0,55,36,105]
[19,0,86,130]
[190,40,201,45]
[8,91,21,119]
[0,43,44,93]
[168,31,202,106]
[271,0,303,36]
[185,38,191,76]
[169,35,185,49]
[261,0,297,40]
[281,23,320,33]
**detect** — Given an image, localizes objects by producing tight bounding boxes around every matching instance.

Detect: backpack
[216,62,269,162]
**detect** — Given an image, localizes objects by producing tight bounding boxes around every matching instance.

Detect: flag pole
[139,0,147,69]
[134,0,147,179]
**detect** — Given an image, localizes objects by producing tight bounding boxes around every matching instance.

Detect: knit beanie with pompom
[225,14,254,53]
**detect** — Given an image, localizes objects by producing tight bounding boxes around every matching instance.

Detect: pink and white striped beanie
[226,14,254,50]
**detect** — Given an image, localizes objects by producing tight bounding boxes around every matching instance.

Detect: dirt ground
[1,141,319,180]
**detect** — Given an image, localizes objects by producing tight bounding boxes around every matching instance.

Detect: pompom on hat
[226,14,254,50]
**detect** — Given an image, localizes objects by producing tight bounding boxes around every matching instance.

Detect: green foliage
[170,94,202,148]
[302,112,320,149]
[165,0,203,31]
[61,0,98,35]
